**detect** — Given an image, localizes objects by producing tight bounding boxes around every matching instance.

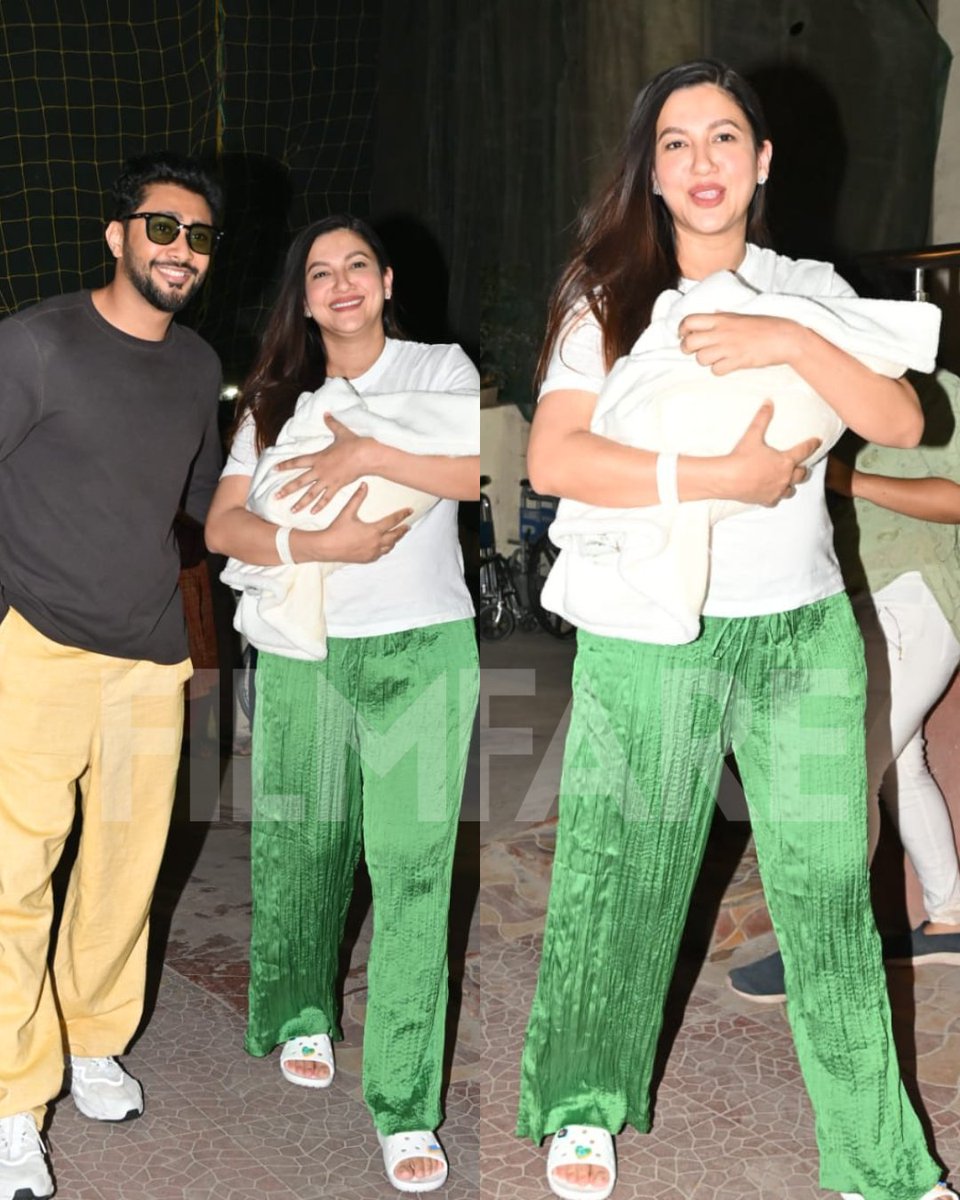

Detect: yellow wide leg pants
[0,609,190,1124]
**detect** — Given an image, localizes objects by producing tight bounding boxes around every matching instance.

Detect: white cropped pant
[859,570,960,924]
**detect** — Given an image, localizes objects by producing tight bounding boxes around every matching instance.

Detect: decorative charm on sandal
[574,1144,592,1158]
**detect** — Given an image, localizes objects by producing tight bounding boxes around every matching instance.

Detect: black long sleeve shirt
[0,290,222,663]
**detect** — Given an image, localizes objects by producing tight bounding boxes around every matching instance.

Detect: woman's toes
[286,1060,330,1080]
[553,1162,610,1189]
[394,1156,443,1181]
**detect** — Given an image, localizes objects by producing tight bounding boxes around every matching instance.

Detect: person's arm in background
[826,455,960,523]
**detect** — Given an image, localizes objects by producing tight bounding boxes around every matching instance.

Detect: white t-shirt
[539,244,857,620]
[222,338,478,638]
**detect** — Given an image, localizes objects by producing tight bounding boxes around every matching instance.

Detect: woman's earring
[385,290,392,300]
[652,180,662,196]
[757,174,768,185]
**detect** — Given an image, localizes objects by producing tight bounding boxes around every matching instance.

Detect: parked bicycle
[476,475,575,641]
[511,479,576,641]
[477,475,525,640]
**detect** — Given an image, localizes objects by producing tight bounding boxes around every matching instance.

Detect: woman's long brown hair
[535,60,772,390]
[232,214,401,453]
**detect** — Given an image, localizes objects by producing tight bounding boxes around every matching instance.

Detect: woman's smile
[687,183,726,206]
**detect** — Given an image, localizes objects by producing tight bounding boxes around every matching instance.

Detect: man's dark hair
[110,151,224,225]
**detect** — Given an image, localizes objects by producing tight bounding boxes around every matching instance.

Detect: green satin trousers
[518,595,940,1200]
[246,619,478,1134]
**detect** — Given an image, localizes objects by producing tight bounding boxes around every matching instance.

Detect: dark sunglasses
[120,212,223,255]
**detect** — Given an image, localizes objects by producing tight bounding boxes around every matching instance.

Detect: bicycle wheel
[476,601,517,642]
[527,533,576,639]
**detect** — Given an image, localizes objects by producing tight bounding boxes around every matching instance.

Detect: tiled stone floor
[479,816,960,1200]
[47,965,478,1200]
[42,749,479,1199]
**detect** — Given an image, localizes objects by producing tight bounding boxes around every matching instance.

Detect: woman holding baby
[205,214,478,1193]
[517,59,954,1200]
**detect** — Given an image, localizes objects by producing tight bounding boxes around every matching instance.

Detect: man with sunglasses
[0,151,223,1200]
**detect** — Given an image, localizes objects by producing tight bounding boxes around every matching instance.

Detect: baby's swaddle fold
[222,376,478,659]
[543,270,941,643]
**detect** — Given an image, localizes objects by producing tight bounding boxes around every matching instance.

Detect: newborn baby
[222,376,478,659]
[543,270,941,643]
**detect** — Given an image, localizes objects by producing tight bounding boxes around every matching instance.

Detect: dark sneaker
[884,923,960,967]
[0,1112,54,1200]
[727,949,786,1003]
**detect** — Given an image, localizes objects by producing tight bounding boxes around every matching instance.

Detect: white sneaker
[68,1057,143,1122]
[0,1112,54,1200]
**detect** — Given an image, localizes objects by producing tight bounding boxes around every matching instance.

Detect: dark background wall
[481,0,952,413]
[370,0,481,358]
[708,0,950,291]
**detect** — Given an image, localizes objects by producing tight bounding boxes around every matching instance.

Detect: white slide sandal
[377,1130,449,1193]
[546,1125,617,1200]
[279,1034,335,1088]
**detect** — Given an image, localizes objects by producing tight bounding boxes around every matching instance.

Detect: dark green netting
[0,1,385,383]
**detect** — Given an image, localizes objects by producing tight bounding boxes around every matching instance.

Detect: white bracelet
[275,526,296,565]
[656,452,679,506]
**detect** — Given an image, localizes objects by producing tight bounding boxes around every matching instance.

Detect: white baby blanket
[543,270,942,643]
[221,375,478,659]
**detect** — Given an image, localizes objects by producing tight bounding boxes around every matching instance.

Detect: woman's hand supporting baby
[290,483,412,563]
[205,470,410,566]
[680,402,820,508]
[678,312,802,374]
[273,414,371,513]
[680,309,923,448]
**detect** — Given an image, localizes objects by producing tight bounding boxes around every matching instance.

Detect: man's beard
[124,250,201,313]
